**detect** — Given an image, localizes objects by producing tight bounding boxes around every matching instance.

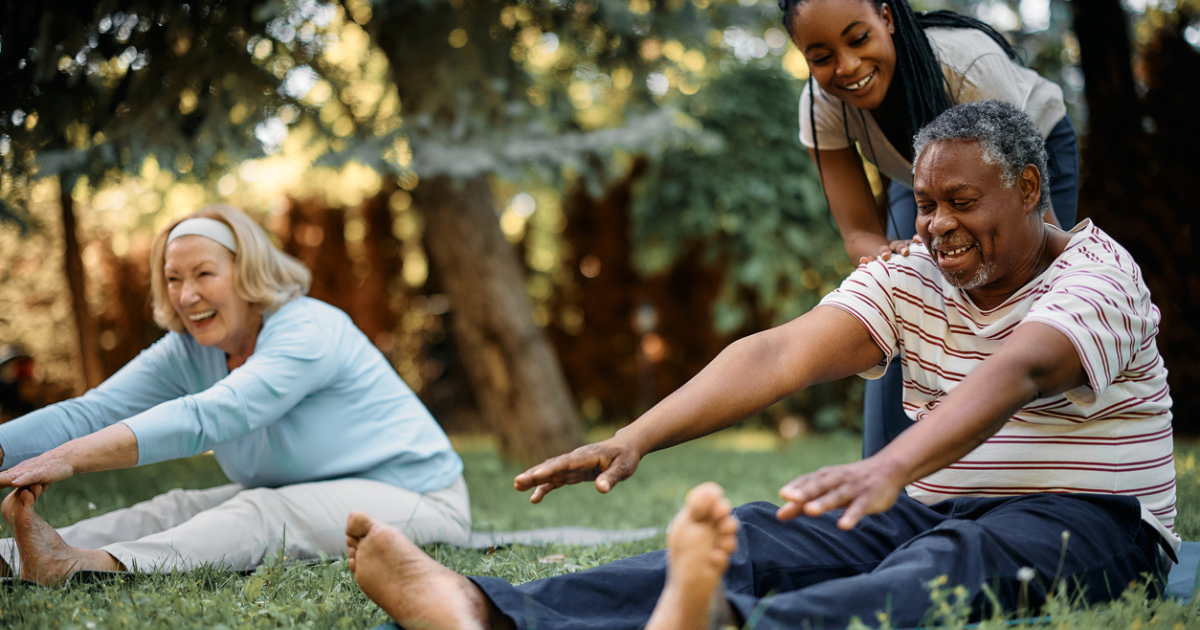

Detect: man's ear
[1019,164,1042,216]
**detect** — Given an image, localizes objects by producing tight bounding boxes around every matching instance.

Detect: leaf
[241,577,266,602]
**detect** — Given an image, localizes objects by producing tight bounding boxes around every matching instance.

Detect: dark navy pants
[863,116,1080,458]
[471,492,1161,630]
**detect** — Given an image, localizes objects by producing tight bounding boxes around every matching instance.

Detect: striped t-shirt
[820,220,1177,551]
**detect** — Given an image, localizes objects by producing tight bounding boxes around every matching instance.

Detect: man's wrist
[614,423,655,459]
[870,448,919,488]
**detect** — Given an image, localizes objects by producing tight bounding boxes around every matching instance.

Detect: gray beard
[943,259,996,290]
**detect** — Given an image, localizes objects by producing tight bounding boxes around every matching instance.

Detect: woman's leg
[1044,116,1080,228]
[0,483,243,574]
[99,475,470,573]
[2,488,122,582]
[859,182,918,457]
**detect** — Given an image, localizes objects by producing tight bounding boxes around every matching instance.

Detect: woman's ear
[880,2,895,35]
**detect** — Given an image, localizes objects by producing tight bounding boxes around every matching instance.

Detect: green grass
[1,431,1199,629]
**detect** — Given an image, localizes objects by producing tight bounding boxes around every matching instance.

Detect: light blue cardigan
[0,297,462,493]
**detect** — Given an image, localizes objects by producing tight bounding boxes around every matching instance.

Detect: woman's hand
[858,237,921,265]
[0,449,75,490]
[513,435,644,503]
[775,457,907,530]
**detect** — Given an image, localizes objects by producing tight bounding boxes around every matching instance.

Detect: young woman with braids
[782,0,1079,456]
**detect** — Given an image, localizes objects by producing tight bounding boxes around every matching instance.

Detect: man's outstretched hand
[776,457,907,530]
[514,436,643,503]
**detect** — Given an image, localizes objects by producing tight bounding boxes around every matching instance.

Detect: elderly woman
[0,205,469,583]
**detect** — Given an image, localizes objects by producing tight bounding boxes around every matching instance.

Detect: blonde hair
[150,205,312,333]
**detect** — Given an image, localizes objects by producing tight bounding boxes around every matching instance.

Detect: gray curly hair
[913,100,1050,213]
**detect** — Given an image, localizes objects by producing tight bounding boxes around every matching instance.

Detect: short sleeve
[951,52,1066,138]
[817,261,900,378]
[799,82,852,151]
[1021,264,1158,404]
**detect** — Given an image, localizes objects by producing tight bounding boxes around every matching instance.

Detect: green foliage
[0,0,329,190]
[335,0,775,183]
[632,61,849,333]
[0,199,34,235]
[2,436,1200,628]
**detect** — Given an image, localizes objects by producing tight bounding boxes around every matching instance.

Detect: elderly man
[341,101,1177,630]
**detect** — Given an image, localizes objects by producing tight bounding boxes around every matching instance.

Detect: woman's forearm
[843,230,893,262]
[0,423,138,487]
[60,422,140,473]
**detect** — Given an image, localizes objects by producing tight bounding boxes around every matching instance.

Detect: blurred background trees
[1,0,1197,462]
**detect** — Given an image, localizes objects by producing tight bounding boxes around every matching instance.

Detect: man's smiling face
[914,139,1038,298]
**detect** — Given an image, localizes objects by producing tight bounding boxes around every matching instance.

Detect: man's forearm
[877,322,1087,486]
[618,333,802,455]
[879,354,1039,483]
[621,307,886,457]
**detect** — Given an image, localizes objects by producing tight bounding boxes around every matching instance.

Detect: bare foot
[1,488,120,584]
[346,511,502,630]
[645,482,740,630]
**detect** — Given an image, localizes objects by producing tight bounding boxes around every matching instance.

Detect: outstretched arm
[514,306,886,502]
[0,422,138,491]
[778,321,1087,529]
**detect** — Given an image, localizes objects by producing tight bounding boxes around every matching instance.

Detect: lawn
[2,430,1199,629]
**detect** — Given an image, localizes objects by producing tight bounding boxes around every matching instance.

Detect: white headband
[167,218,237,253]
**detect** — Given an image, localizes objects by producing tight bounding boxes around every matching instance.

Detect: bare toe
[346,511,373,539]
[647,483,739,630]
[347,513,491,629]
[9,488,117,584]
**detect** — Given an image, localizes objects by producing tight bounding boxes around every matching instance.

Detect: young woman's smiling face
[789,0,897,111]
[164,235,260,360]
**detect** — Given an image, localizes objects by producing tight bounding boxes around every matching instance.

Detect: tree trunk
[416,174,582,463]
[59,176,103,392]
[1071,0,1200,431]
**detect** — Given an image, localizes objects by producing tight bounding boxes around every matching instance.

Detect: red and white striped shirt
[820,220,1177,550]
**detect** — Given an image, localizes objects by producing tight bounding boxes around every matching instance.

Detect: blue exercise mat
[1166,540,1200,603]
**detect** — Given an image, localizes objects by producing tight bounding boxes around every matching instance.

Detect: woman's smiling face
[790,0,897,111]
[164,235,259,358]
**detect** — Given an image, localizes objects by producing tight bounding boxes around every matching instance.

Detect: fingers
[776,467,859,520]
[529,482,558,504]
[837,495,871,530]
[776,500,804,521]
[514,448,602,491]
[515,441,639,502]
[594,452,637,494]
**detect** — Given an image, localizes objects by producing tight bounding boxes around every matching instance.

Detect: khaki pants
[1,475,470,573]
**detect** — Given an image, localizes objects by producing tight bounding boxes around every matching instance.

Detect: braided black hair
[780,0,1020,231]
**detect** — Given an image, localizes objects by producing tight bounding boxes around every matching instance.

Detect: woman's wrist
[846,234,891,262]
